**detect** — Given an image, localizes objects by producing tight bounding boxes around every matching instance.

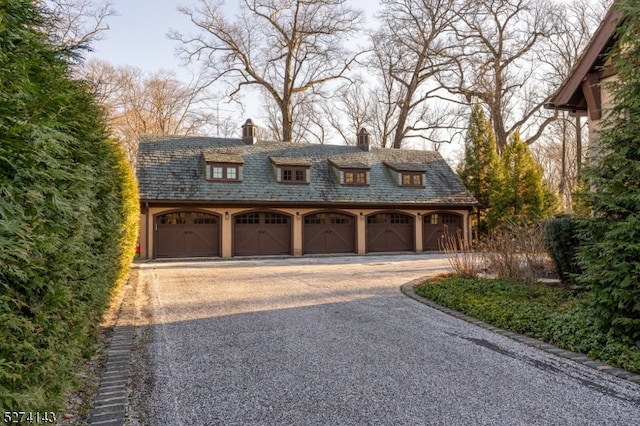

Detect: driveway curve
[127,254,640,425]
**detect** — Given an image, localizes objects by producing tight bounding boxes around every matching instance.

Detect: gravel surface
[126,254,640,425]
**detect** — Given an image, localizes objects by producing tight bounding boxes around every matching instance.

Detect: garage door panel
[234,212,292,256]
[366,213,414,253]
[423,213,462,251]
[303,213,355,254]
[156,211,220,258]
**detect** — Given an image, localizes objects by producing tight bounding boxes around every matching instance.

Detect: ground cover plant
[0,0,139,412]
[415,277,640,374]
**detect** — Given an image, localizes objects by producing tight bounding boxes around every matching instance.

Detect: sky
[88,0,197,79]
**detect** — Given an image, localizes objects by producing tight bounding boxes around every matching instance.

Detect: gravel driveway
[127,254,640,425]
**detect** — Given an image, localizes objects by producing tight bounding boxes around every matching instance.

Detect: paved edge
[89,266,139,426]
[400,278,640,386]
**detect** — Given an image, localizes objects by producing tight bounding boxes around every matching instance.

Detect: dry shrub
[481,222,554,283]
[439,227,484,278]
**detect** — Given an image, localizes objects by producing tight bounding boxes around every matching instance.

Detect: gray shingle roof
[136,136,478,207]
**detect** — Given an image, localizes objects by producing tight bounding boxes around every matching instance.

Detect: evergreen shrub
[0,0,139,411]
[542,217,586,285]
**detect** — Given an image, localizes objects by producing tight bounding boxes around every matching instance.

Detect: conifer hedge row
[0,0,139,410]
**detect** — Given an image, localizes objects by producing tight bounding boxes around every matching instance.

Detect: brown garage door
[366,213,414,253]
[423,213,463,251]
[156,211,220,258]
[303,212,356,255]
[233,212,292,256]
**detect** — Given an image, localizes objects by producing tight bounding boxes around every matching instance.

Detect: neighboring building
[546,2,622,148]
[136,121,478,259]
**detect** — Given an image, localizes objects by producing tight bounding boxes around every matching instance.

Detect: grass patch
[415,277,640,374]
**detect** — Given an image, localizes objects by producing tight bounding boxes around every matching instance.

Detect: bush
[0,0,138,411]
[480,222,552,282]
[542,217,586,285]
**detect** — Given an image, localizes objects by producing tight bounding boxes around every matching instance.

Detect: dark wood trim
[548,4,621,110]
[582,73,602,120]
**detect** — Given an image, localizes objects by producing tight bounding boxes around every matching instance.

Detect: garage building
[136,121,478,259]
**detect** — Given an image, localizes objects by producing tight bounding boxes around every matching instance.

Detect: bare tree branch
[172,0,364,142]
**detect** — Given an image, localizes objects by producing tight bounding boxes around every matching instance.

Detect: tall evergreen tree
[458,104,500,234]
[577,0,640,342]
[0,0,138,409]
[488,131,546,227]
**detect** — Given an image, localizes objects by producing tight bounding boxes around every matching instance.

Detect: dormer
[242,118,258,145]
[384,162,427,187]
[269,156,311,184]
[328,159,371,186]
[203,153,244,182]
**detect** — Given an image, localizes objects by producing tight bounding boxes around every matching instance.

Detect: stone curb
[89,267,139,425]
[400,278,640,387]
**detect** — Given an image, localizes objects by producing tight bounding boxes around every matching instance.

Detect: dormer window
[282,167,306,183]
[344,170,367,185]
[328,159,371,186]
[384,162,426,187]
[269,156,311,184]
[203,153,244,182]
[206,163,240,181]
[402,172,422,187]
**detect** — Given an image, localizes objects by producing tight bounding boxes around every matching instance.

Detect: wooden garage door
[156,211,220,258]
[303,212,356,254]
[233,212,292,256]
[366,213,414,253]
[423,213,463,251]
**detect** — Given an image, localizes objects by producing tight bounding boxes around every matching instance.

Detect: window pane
[235,213,260,224]
[412,174,421,185]
[283,169,292,181]
[425,214,439,225]
[295,170,305,181]
[345,172,354,183]
[265,213,289,224]
[192,212,217,224]
[402,174,411,185]
[356,172,366,184]
[213,166,223,179]
[158,212,186,224]
[227,167,237,179]
[443,214,458,224]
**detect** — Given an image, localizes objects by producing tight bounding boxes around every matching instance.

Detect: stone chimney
[242,118,257,145]
[357,128,370,151]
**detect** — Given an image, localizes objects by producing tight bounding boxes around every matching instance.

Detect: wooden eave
[547,4,622,117]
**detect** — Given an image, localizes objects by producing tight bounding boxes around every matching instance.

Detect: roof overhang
[546,3,622,119]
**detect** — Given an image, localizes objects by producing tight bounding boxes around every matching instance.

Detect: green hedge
[542,217,586,285]
[0,0,139,411]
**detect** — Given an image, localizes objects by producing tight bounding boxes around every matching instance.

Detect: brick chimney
[357,128,370,151]
[242,119,257,145]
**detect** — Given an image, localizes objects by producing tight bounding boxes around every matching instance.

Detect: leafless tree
[439,0,563,153]
[367,0,466,149]
[531,0,611,211]
[40,0,115,49]
[81,59,217,164]
[172,0,364,143]
[322,80,376,145]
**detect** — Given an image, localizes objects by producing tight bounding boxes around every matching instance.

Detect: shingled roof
[136,135,478,208]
